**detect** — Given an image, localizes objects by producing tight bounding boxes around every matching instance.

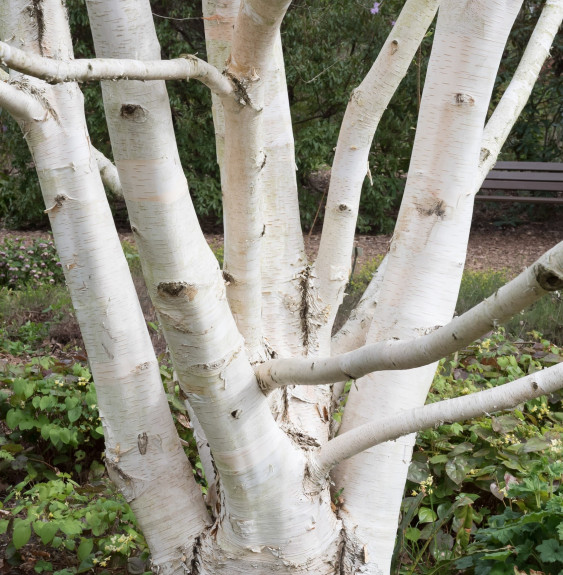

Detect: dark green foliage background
[0,0,560,231]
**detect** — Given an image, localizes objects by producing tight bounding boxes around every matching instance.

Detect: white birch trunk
[2,0,562,574]
[0,2,210,572]
[332,2,524,572]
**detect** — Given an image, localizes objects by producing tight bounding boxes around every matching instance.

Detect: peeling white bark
[314,0,440,349]
[0,2,210,572]
[257,242,563,388]
[2,0,561,573]
[332,2,524,572]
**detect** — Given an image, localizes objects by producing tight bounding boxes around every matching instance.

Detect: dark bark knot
[454,93,475,106]
[534,263,563,291]
[532,381,539,391]
[157,281,198,301]
[231,409,241,419]
[120,104,149,123]
[390,39,399,54]
[138,432,148,455]
[338,204,351,212]
[222,271,236,286]
[417,200,446,219]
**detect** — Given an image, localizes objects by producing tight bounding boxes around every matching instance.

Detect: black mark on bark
[222,271,236,285]
[157,281,198,301]
[418,200,446,219]
[454,93,475,106]
[137,432,148,455]
[120,104,148,123]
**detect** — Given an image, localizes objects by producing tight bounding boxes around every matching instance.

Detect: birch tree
[1,0,562,573]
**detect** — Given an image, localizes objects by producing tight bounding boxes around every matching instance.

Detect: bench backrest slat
[493,161,563,172]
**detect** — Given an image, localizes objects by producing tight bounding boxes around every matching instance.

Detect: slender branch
[92,147,122,198]
[313,0,440,348]
[0,78,47,121]
[478,0,563,182]
[256,242,563,390]
[316,359,563,473]
[0,41,233,97]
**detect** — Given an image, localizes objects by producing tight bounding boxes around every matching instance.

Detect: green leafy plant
[456,463,563,574]
[0,474,150,574]
[0,236,65,288]
[393,329,563,573]
[1,357,104,480]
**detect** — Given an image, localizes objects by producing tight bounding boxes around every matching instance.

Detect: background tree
[0,0,560,231]
[0,0,562,574]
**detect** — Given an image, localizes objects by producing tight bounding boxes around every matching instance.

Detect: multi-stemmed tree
[1,0,562,573]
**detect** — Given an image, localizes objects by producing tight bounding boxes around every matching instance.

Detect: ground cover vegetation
[0,0,561,231]
[1,245,562,574]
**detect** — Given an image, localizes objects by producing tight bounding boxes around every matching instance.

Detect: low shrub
[0,236,64,288]
[394,329,563,573]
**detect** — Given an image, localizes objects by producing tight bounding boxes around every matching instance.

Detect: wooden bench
[477,161,563,205]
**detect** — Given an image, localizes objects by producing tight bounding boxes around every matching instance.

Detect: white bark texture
[314,0,440,350]
[332,2,524,572]
[1,0,561,574]
[257,241,563,389]
[0,2,210,572]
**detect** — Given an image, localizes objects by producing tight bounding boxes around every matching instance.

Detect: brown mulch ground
[3,218,561,278]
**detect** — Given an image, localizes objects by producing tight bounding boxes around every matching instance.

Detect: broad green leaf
[77,538,94,561]
[18,416,36,431]
[65,396,80,410]
[59,428,71,444]
[405,527,421,542]
[418,507,437,523]
[33,521,59,544]
[59,518,83,536]
[13,378,35,399]
[429,454,448,464]
[49,426,61,444]
[445,458,467,485]
[6,408,23,429]
[67,406,82,423]
[40,395,57,410]
[13,519,31,549]
[536,539,563,563]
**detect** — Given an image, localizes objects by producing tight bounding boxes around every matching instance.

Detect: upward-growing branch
[0,78,47,121]
[478,0,563,182]
[256,242,563,389]
[313,0,440,350]
[221,0,292,361]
